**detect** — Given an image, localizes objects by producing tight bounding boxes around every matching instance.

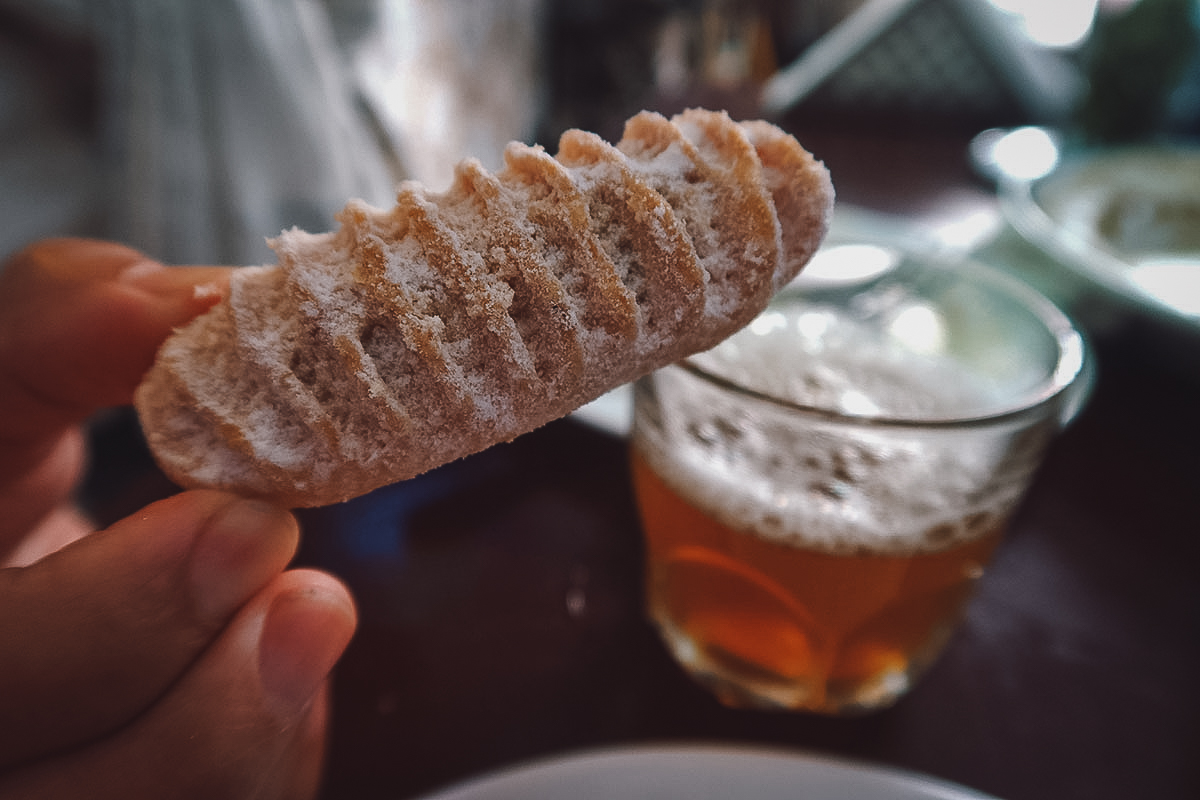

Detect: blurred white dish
[416,745,1000,800]
[1000,146,1200,335]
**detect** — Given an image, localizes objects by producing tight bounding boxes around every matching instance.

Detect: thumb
[0,491,300,770]
[0,569,355,800]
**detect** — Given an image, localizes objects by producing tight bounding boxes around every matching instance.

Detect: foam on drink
[635,299,1034,558]
[632,252,1086,713]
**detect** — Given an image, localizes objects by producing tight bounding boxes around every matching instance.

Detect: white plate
[417,744,1000,800]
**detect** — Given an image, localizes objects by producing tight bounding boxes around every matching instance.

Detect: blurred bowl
[999,145,1200,340]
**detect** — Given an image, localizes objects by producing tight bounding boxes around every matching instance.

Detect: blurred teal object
[761,0,1083,127]
[997,144,1200,353]
[1073,0,1200,144]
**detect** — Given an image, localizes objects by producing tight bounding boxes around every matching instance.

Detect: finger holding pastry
[0,239,355,799]
[0,239,228,560]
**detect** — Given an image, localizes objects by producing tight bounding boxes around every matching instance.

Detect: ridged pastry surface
[135,109,834,507]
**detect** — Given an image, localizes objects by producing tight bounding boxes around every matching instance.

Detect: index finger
[0,239,229,441]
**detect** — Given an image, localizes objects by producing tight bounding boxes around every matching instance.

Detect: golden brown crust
[134,110,834,506]
[558,127,707,355]
[741,119,833,282]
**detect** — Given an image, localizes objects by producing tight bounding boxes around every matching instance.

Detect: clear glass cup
[631,240,1092,715]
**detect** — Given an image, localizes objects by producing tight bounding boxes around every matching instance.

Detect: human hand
[0,239,357,799]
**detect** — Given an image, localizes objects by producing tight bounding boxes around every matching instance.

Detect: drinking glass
[631,240,1092,714]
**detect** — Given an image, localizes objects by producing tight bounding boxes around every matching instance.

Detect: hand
[0,239,357,799]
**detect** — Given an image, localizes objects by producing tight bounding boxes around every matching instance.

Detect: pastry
[134,109,834,506]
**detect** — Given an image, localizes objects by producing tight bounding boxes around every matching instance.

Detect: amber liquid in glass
[632,451,1003,713]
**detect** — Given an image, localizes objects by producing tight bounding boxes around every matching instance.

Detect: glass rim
[671,255,1093,431]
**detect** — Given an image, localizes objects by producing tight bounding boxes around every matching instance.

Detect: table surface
[95,122,1200,800]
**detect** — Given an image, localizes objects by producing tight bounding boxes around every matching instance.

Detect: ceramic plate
[416,745,1000,800]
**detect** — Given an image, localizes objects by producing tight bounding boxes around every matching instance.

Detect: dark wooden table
[93,123,1200,800]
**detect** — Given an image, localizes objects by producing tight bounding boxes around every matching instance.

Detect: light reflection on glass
[888,303,947,355]
[749,310,789,337]
[793,310,836,345]
[838,388,882,416]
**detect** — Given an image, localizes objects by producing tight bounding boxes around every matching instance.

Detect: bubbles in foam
[694,301,1003,420]
[638,301,1040,556]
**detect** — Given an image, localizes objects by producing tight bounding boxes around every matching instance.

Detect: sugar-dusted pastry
[135,109,834,507]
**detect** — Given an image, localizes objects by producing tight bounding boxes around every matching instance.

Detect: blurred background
[2,0,1197,259]
[4,0,1197,376]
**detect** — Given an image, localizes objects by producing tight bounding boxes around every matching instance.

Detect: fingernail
[189,499,297,623]
[258,581,355,719]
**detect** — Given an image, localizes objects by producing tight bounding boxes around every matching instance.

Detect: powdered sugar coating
[136,109,834,507]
